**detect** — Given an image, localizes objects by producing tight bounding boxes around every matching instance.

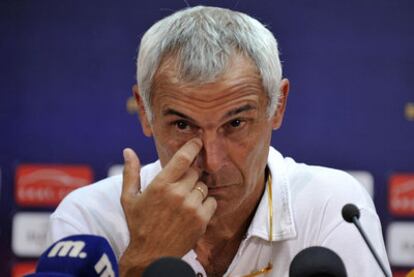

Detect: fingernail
[123,148,131,162]
[192,138,202,147]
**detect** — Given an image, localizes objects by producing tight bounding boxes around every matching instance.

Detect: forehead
[151,53,267,109]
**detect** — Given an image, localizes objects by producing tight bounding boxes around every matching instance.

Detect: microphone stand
[351,216,390,277]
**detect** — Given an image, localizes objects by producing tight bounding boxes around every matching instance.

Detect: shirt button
[196,273,203,277]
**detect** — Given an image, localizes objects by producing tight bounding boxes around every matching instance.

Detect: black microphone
[142,257,196,277]
[289,246,347,277]
[341,203,390,277]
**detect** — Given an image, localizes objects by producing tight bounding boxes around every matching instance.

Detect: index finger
[156,138,202,183]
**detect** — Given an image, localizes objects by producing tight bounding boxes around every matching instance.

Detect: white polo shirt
[47,147,391,276]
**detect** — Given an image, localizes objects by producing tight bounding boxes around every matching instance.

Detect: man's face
[136,53,288,219]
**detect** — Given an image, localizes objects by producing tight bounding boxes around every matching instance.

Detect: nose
[196,132,228,174]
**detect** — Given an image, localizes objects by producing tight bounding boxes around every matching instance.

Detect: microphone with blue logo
[25,234,118,277]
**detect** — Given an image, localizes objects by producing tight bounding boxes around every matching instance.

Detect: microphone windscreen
[289,246,347,277]
[342,203,360,223]
[143,257,195,277]
[25,234,118,277]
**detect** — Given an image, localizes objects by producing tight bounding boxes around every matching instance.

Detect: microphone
[289,246,347,277]
[341,203,390,277]
[25,234,118,277]
[143,257,195,277]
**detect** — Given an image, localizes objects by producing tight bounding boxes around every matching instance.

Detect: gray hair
[137,6,282,121]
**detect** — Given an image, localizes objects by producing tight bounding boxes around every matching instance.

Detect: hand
[119,138,217,276]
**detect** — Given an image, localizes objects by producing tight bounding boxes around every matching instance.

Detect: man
[47,6,391,276]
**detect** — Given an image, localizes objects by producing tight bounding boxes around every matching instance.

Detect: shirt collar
[246,146,297,241]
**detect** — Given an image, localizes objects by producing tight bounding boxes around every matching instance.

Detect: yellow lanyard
[240,173,273,277]
[267,173,273,241]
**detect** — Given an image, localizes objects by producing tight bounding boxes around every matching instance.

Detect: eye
[229,119,243,128]
[224,119,247,133]
[175,120,189,130]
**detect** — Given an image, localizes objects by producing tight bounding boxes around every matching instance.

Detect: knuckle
[182,198,197,211]
[120,194,130,205]
[169,188,186,203]
[149,182,167,196]
[153,174,167,186]
[182,199,201,217]
[187,206,201,219]
[120,196,134,216]
[175,152,192,167]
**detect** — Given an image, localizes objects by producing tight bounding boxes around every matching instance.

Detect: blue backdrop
[1,0,413,275]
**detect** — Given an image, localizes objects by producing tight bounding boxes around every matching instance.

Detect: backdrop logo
[12,262,37,277]
[387,222,414,266]
[15,164,93,207]
[12,212,51,257]
[389,174,414,216]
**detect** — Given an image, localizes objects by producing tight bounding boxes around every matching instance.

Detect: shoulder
[287,160,373,209]
[267,148,390,275]
[268,147,376,232]
[267,146,373,209]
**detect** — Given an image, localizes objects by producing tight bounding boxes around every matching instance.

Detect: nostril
[200,171,209,181]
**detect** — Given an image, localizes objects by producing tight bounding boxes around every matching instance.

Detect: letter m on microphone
[95,253,115,277]
[47,240,87,258]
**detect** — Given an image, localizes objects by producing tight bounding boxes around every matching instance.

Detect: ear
[132,84,153,137]
[271,78,290,130]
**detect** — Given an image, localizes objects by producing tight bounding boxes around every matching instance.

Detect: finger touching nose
[196,136,227,173]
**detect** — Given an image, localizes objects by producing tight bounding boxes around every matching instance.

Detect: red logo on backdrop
[393,271,414,277]
[389,174,414,216]
[15,164,93,207]
[12,262,37,277]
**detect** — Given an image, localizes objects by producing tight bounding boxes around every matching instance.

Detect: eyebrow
[223,104,256,119]
[162,103,257,121]
[163,109,195,121]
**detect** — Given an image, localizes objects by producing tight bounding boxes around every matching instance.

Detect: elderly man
[47,6,391,277]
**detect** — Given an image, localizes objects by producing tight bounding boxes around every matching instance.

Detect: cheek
[152,128,186,167]
[232,127,271,185]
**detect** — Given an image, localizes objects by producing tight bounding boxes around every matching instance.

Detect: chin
[210,197,236,219]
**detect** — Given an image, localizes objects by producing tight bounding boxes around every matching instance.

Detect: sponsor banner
[15,164,93,207]
[387,222,414,267]
[346,170,374,198]
[12,212,51,257]
[389,174,414,216]
[12,262,37,277]
[393,270,414,277]
[108,164,123,177]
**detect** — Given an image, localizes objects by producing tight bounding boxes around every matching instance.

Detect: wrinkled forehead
[150,51,263,97]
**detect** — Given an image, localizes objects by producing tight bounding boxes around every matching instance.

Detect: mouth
[206,185,232,196]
